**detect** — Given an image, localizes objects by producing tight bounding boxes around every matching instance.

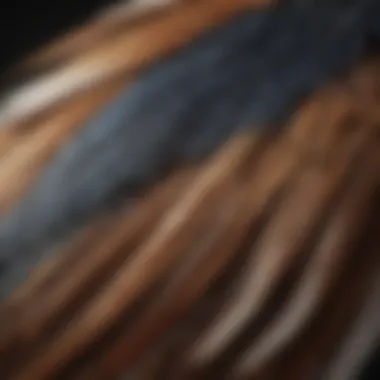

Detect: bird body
[0,1,379,379]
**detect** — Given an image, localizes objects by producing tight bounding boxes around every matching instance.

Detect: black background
[0,1,116,74]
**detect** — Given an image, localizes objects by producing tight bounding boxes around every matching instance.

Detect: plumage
[0,1,379,379]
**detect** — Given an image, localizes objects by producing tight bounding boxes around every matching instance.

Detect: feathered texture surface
[0,1,379,379]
